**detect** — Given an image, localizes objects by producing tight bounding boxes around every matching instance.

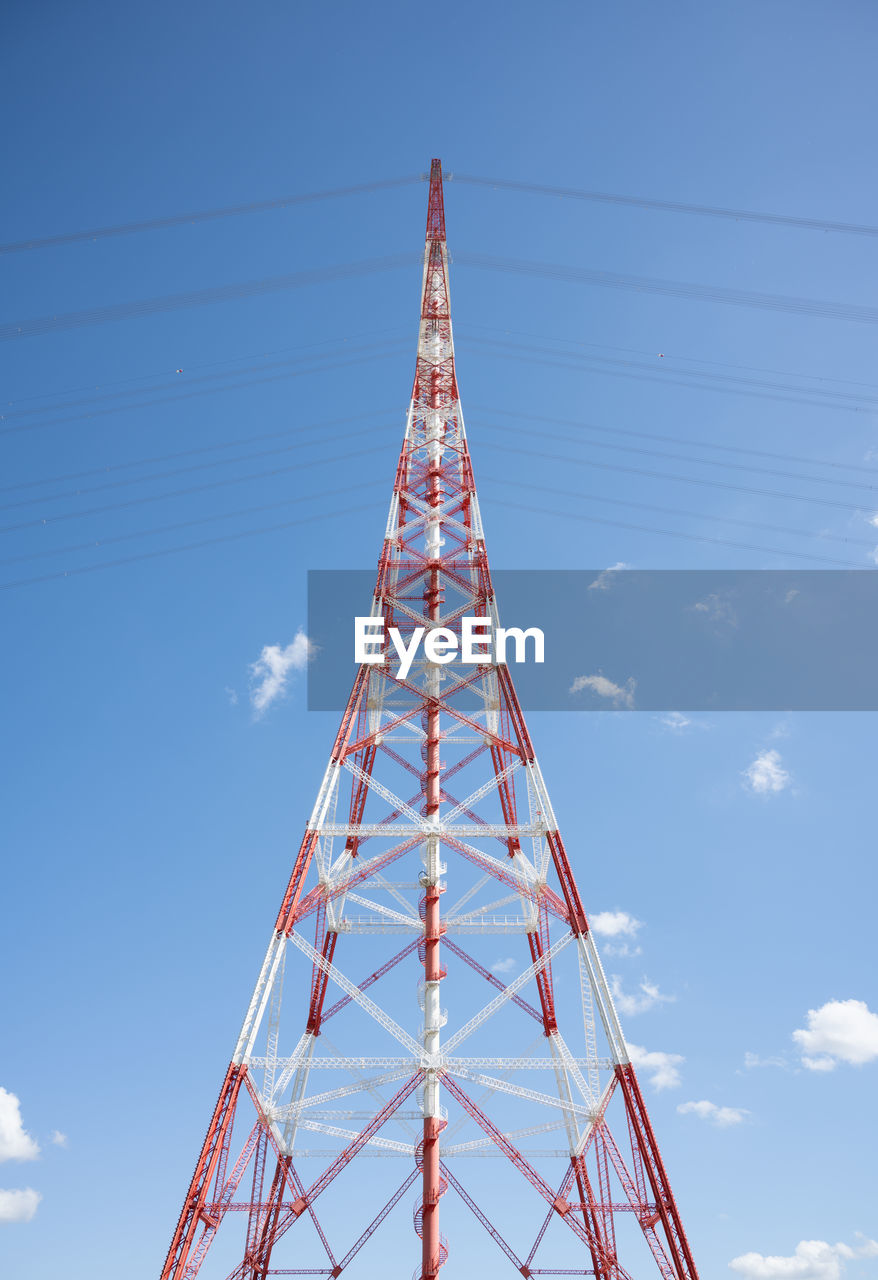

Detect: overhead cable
[0,176,423,255]
[455,252,878,327]
[0,255,417,341]
[450,174,878,239]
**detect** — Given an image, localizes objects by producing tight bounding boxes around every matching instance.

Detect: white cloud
[570,673,636,709]
[729,1236,878,1279]
[793,998,878,1071]
[677,1099,749,1128]
[743,1051,789,1071]
[690,592,738,628]
[588,562,630,591]
[591,911,642,939]
[660,711,691,731]
[604,940,642,957]
[591,912,643,956]
[743,749,791,795]
[224,686,239,706]
[0,1188,41,1224]
[249,631,312,716]
[628,1043,684,1091]
[49,1131,67,1148]
[611,975,675,1016]
[491,958,516,975]
[0,1090,39,1164]
[868,512,878,529]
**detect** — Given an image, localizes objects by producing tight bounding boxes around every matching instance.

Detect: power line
[5,458,874,574]
[9,408,871,533]
[0,424,399,513]
[0,335,407,423]
[469,405,878,477]
[0,481,383,569]
[477,421,878,494]
[6,170,872,259]
[462,333,878,415]
[0,255,417,342]
[0,443,391,534]
[478,439,878,515]
[2,324,409,409]
[0,344,408,438]
[0,176,424,255]
[0,501,387,591]
[0,409,397,496]
[481,475,877,552]
[6,399,874,533]
[464,322,878,393]
[3,479,868,592]
[8,315,875,423]
[6,246,876,348]
[450,173,878,239]
[486,496,868,568]
[455,252,878,327]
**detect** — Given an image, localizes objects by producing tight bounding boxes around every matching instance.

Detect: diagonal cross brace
[287,929,422,1057]
[443,931,574,1052]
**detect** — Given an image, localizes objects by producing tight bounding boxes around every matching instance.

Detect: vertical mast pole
[420,157,447,1280]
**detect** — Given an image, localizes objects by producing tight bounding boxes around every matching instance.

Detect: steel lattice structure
[159,159,699,1280]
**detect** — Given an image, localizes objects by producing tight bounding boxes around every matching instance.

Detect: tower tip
[426,158,446,242]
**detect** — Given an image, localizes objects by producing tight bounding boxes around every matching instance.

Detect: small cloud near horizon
[250,631,312,717]
[628,1043,684,1091]
[570,673,636,709]
[0,1188,42,1224]
[743,748,791,795]
[588,562,630,591]
[677,1099,749,1128]
[611,976,675,1016]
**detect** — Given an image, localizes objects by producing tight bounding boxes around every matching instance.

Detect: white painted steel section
[440,760,521,824]
[342,760,427,827]
[450,1068,598,1121]
[308,761,342,830]
[577,931,629,1065]
[286,928,422,1057]
[318,823,546,837]
[276,1069,414,1117]
[233,932,287,1066]
[345,893,422,928]
[248,1056,612,1071]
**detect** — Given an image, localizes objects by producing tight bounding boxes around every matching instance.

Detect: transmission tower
[159,159,699,1280]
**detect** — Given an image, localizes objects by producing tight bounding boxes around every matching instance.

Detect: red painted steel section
[161,1064,247,1280]
[443,937,544,1023]
[441,1161,525,1272]
[615,1064,698,1278]
[425,158,446,241]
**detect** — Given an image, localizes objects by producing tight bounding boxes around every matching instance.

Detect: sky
[2,2,878,1278]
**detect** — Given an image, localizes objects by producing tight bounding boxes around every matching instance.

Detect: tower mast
[159,159,699,1280]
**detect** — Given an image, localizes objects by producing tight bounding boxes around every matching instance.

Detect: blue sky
[2,2,877,1277]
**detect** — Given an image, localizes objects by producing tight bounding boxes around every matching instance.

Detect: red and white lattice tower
[159,159,699,1280]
